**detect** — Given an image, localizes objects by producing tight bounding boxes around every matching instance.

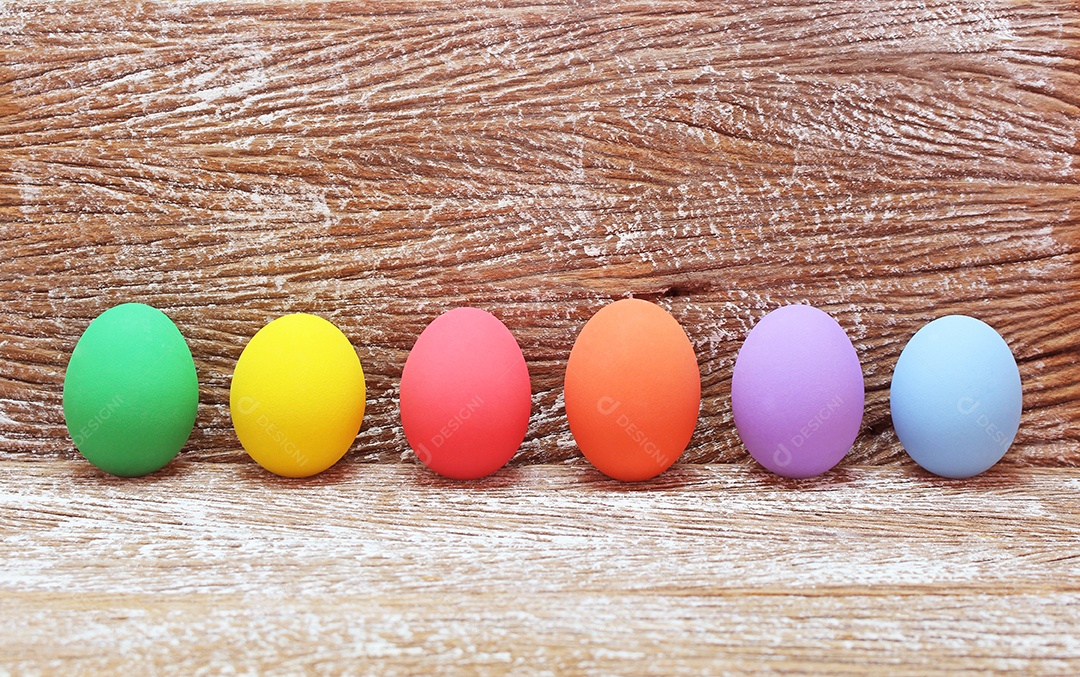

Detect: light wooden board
[1,461,1079,674]
[1,0,1079,673]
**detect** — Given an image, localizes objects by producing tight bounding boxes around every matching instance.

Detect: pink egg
[731,305,864,478]
[400,308,532,480]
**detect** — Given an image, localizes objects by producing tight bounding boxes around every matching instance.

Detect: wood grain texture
[2,461,1080,674]
[1,0,1078,468]
[1,0,1079,673]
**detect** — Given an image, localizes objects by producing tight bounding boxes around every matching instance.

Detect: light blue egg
[890,315,1022,478]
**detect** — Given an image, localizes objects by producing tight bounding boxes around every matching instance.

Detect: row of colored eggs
[62,300,1023,481]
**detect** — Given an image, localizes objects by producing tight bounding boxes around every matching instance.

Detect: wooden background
[1,0,1078,673]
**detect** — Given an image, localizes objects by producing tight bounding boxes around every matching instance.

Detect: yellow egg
[230,313,366,477]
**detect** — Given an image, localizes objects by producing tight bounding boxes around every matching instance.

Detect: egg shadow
[570,463,711,493]
[224,456,366,488]
[741,464,864,491]
[409,464,528,491]
[71,460,193,486]
[902,461,1036,490]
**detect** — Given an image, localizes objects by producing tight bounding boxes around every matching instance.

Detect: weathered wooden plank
[4,589,1079,674]
[1,461,1078,673]
[1,0,1078,470]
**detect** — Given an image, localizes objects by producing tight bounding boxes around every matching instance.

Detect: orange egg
[564,298,701,481]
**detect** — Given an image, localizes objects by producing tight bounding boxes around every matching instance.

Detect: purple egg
[731,305,865,478]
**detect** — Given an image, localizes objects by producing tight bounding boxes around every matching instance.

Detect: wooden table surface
[2,1,1078,673]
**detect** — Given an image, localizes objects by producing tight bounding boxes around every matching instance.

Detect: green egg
[62,303,198,477]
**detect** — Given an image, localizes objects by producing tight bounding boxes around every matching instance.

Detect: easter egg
[890,315,1022,478]
[400,307,531,480]
[564,298,700,482]
[731,305,865,478]
[230,313,365,478]
[63,303,198,477]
